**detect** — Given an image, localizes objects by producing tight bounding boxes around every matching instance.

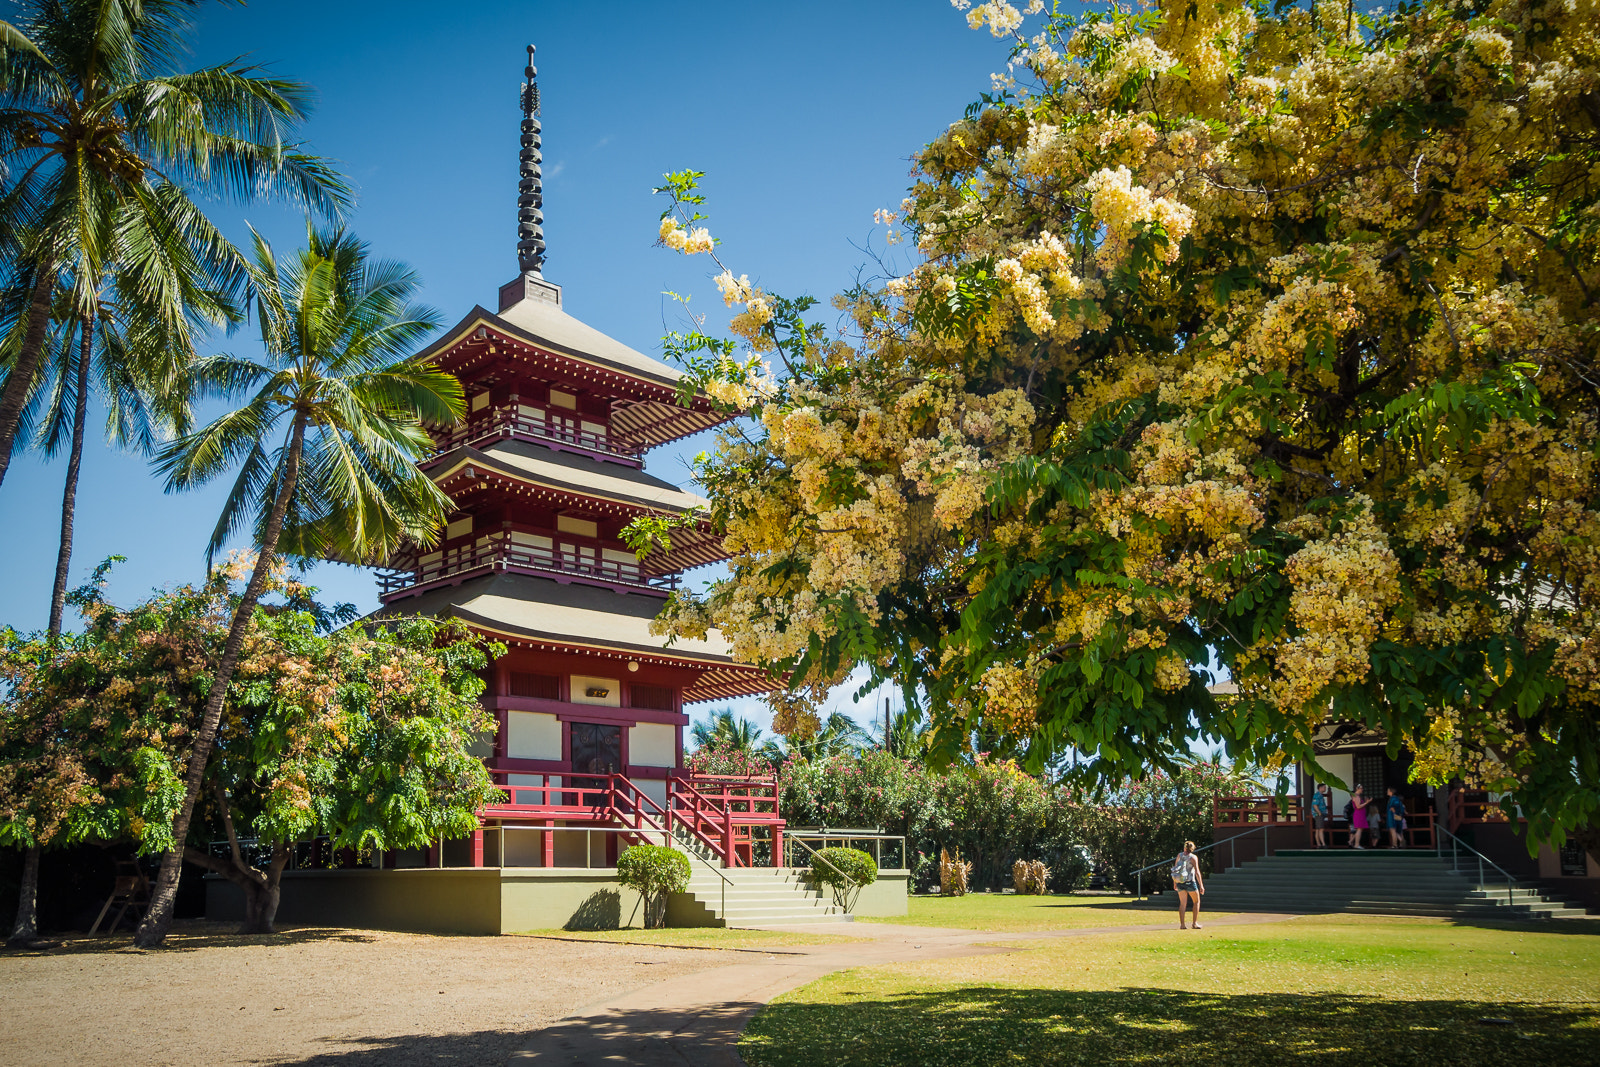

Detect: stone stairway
[626,825,851,927]
[1142,849,1595,920]
[668,865,853,927]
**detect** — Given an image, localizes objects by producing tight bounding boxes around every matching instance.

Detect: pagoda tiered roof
[421,438,727,576]
[376,572,773,704]
[417,294,727,453]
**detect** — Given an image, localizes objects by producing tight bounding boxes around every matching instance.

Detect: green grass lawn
[522,927,864,950]
[742,914,1600,1066]
[871,892,1235,932]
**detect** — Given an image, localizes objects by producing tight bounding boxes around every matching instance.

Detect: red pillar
[773,826,784,868]
[543,821,556,867]
[471,827,485,868]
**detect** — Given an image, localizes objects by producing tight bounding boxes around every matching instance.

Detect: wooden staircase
[1141,849,1597,920]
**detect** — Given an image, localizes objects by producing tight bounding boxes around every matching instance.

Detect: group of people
[1167,783,1414,930]
[1307,783,1408,849]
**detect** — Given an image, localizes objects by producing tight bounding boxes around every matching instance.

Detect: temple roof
[416,300,727,451]
[430,438,709,514]
[374,572,773,704]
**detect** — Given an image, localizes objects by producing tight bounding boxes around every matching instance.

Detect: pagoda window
[628,684,675,711]
[508,671,561,700]
[561,542,597,574]
[445,517,473,540]
[470,392,491,412]
[601,547,640,581]
[549,389,577,409]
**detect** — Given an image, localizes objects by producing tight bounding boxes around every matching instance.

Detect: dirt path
[510,913,1298,1065]
[0,922,732,1067]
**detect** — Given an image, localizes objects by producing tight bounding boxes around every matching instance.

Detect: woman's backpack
[1171,854,1192,883]
[1344,798,1355,821]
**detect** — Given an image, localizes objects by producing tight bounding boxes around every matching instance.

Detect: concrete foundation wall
[207,868,647,934]
[851,870,910,917]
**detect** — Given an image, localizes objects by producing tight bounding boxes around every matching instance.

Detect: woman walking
[1349,786,1371,849]
[1310,784,1331,848]
[1171,841,1205,929]
[1385,787,1407,849]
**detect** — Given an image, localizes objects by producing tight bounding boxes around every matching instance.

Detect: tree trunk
[182,843,290,935]
[0,266,58,493]
[48,312,93,635]
[7,314,93,948]
[6,846,42,946]
[134,413,309,949]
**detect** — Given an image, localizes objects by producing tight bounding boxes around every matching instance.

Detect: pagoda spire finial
[517,44,546,276]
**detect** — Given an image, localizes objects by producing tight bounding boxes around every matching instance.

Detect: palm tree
[0,0,347,491]
[789,712,872,761]
[1,196,237,945]
[692,709,766,752]
[135,224,462,947]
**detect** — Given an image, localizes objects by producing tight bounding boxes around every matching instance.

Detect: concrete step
[1145,849,1593,920]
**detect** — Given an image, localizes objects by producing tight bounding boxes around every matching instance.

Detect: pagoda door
[571,722,622,777]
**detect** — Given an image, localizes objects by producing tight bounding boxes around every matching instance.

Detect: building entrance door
[571,722,622,775]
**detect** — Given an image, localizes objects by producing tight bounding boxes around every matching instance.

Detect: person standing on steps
[1309,783,1331,848]
[1385,787,1407,849]
[1171,841,1205,929]
[1348,785,1371,849]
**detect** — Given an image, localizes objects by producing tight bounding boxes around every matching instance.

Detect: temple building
[367,46,782,870]
[206,48,914,931]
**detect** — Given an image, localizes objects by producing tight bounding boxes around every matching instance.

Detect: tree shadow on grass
[741,987,1600,1067]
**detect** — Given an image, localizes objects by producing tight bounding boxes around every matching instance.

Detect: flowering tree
[0,562,501,935]
[640,0,1600,860]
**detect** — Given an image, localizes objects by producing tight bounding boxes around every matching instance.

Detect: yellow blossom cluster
[649,0,1600,841]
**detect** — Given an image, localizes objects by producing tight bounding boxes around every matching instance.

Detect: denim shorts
[1176,880,1198,892]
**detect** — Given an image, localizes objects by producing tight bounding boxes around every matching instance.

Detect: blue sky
[0,0,1010,734]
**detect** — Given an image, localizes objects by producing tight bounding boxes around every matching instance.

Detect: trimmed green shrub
[807,847,877,911]
[617,844,691,928]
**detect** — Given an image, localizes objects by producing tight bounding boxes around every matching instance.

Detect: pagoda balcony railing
[378,530,678,598]
[431,404,643,462]
[479,770,784,869]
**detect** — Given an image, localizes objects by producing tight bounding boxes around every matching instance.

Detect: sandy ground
[0,921,730,1066]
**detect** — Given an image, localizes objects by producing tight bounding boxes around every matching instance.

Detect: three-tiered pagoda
[373,46,777,869]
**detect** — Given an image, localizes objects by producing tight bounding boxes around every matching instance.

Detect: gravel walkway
[0,922,730,1067]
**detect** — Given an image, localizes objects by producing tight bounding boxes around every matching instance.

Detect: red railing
[1215,794,1440,847]
[432,404,643,462]
[378,529,679,598]
[1214,795,1305,826]
[482,770,783,868]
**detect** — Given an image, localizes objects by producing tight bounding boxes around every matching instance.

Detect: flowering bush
[642,0,1600,863]
[0,562,502,933]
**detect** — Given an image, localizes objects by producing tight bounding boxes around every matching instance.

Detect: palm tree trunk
[0,266,58,492]
[7,312,92,948]
[48,312,93,635]
[134,411,308,949]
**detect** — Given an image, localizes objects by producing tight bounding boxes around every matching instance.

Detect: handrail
[785,829,907,871]
[1133,824,1274,899]
[612,774,730,868]
[788,833,860,912]
[670,776,745,867]
[1436,825,1519,896]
